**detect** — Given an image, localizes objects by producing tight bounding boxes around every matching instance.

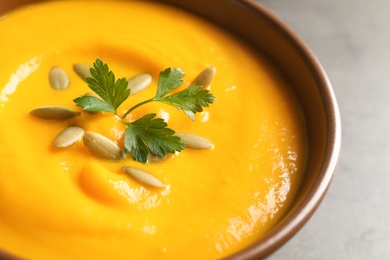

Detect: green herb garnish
[74,58,215,163]
[74,59,130,114]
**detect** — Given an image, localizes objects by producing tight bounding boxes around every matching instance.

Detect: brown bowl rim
[223,0,341,259]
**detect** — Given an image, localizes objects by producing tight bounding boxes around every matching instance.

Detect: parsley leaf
[123,113,185,163]
[74,58,130,114]
[72,95,113,113]
[122,67,216,120]
[155,68,185,98]
[156,84,215,121]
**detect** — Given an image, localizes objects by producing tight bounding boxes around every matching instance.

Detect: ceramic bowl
[0,0,341,259]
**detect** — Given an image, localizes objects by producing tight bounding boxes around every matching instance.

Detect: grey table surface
[255,0,390,259]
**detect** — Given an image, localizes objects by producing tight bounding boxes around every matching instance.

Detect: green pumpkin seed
[192,66,216,90]
[122,166,165,188]
[127,73,152,95]
[49,66,70,90]
[54,126,85,148]
[147,153,170,163]
[73,63,91,81]
[174,132,213,149]
[30,106,81,120]
[83,132,125,160]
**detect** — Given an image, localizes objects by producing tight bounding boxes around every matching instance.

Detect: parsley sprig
[74,58,215,163]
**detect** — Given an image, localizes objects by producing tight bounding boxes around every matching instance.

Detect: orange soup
[0,1,307,259]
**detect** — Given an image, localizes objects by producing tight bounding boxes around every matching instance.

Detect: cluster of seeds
[29,63,216,188]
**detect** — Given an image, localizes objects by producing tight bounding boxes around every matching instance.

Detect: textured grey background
[256,0,390,259]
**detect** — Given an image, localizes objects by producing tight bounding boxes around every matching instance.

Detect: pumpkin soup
[0,1,307,259]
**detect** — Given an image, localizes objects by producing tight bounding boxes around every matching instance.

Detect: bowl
[0,0,341,259]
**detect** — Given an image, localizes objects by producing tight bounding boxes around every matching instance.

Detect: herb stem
[122,98,155,118]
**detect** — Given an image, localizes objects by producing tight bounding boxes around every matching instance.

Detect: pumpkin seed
[127,73,152,95]
[192,66,216,90]
[54,126,85,148]
[30,106,81,120]
[147,153,170,163]
[83,132,125,160]
[73,63,91,81]
[49,66,70,90]
[174,132,213,149]
[122,166,165,188]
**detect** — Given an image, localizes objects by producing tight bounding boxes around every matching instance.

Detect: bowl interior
[0,0,341,259]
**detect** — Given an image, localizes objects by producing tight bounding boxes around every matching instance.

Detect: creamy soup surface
[0,1,307,259]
